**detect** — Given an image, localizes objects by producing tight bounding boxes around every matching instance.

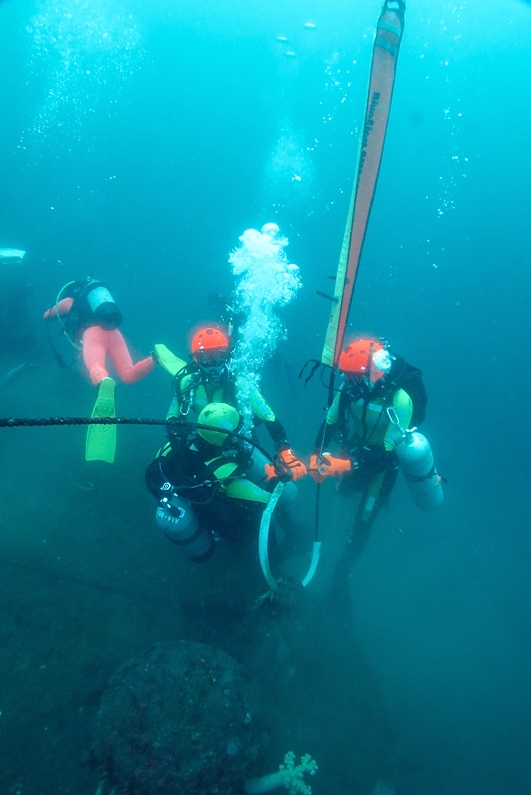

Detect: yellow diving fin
[85,377,116,463]
[153,344,187,377]
[223,478,270,504]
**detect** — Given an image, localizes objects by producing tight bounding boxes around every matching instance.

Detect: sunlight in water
[22,0,143,149]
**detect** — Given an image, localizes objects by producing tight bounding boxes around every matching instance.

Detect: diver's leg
[347,457,399,558]
[324,471,386,632]
[107,329,155,384]
[82,325,109,386]
[84,328,117,461]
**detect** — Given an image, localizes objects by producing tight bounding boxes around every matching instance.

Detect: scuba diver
[156,326,307,485]
[145,402,277,561]
[43,277,155,386]
[43,277,156,462]
[309,337,439,558]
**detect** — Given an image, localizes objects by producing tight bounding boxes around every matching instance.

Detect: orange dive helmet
[339,339,389,382]
[191,327,229,366]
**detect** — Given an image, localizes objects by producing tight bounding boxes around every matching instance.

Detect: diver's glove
[264,448,307,482]
[309,452,352,482]
[309,453,325,483]
[264,462,282,481]
[277,447,307,481]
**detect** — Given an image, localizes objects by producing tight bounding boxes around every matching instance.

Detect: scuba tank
[395,430,443,511]
[84,279,123,330]
[156,490,215,562]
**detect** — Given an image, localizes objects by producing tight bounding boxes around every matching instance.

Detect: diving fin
[153,344,187,377]
[86,377,116,463]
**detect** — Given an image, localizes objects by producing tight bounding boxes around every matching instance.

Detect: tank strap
[403,465,437,483]
[170,520,205,547]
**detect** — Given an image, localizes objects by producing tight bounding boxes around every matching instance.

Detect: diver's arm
[312,418,337,454]
[310,393,352,482]
[43,297,74,319]
[240,379,288,450]
[312,391,342,453]
[238,378,306,479]
[263,416,289,451]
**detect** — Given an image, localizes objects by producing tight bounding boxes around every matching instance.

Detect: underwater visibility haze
[1,0,531,793]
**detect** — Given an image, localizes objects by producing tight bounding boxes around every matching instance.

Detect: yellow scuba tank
[396,431,443,511]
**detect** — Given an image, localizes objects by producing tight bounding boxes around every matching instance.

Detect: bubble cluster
[321,53,355,126]
[436,102,467,219]
[264,123,314,203]
[229,224,301,430]
[22,0,143,148]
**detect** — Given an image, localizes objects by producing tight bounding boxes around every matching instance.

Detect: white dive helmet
[371,348,393,381]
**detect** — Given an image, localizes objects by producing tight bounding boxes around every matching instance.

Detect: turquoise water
[1,1,530,793]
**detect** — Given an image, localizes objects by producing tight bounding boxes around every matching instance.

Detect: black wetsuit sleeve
[263,417,289,451]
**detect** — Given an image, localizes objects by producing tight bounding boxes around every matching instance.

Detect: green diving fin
[85,377,116,463]
[153,344,187,377]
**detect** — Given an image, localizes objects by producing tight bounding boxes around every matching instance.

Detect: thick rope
[0,416,169,427]
[0,416,289,477]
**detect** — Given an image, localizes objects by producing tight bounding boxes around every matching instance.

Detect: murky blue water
[1,1,530,794]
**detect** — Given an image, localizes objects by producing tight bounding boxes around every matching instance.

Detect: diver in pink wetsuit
[43,277,155,386]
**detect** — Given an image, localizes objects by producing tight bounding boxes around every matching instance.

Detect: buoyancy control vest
[171,364,238,418]
[65,278,123,339]
[381,353,427,427]
[335,352,427,448]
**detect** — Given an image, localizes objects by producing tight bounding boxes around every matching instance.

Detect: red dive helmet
[339,339,386,381]
[191,327,229,364]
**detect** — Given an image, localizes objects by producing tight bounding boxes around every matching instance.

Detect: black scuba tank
[84,279,123,330]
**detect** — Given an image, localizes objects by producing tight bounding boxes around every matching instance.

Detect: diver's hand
[309,453,326,483]
[310,452,352,482]
[264,462,278,481]
[264,449,306,483]
[264,461,292,483]
[277,448,307,481]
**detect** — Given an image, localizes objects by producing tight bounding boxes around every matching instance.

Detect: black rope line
[0,416,288,477]
[0,416,169,427]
